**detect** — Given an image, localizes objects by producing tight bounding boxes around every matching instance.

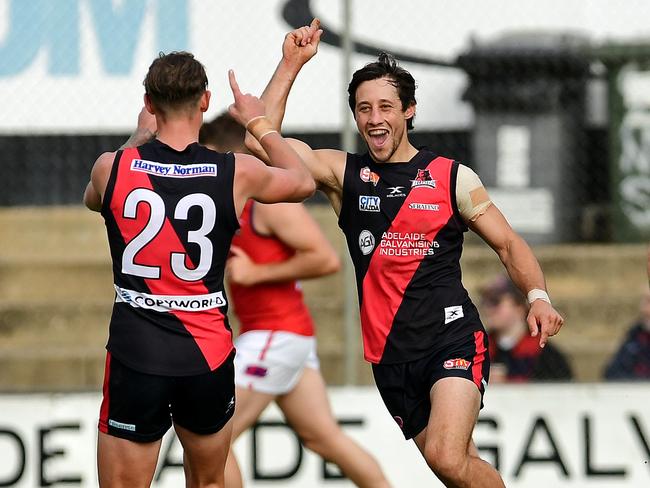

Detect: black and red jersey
[338,149,484,364]
[229,200,315,336]
[101,139,239,376]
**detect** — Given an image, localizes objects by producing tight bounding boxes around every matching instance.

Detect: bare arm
[243,20,347,211]
[227,202,340,286]
[119,107,157,150]
[83,107,156,212]
[469,205,564,347]
[261,19,322,132]
[83,152,114,212]
[228,70,315,208]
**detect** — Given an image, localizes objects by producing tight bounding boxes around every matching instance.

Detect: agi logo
[443,359,471,370]
[411,169,436,189]
[359,195,381,212]
[359,230,375,255]
[360,166,380,186]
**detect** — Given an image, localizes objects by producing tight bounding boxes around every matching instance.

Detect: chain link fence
[1,0,649,240]
[1,0,650,388]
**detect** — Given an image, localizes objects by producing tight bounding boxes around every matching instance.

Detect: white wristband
[527,289,551,305]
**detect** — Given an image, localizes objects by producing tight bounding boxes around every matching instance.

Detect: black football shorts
[98,351,235,442]
[372,331,490,440]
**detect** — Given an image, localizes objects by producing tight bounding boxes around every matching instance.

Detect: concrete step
[0,346,107,392]
[0,206,110,261]
[0,301,111,345]
[461,244,647,295]
[0,258,113,302]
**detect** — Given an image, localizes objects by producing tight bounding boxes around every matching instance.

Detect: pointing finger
[310,18,321,31]
[228,69,242,98]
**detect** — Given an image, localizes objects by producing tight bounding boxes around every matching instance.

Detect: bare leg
[224,387,276,488]
[277,368,391,488]
[97,431,161,487]
[413,378,505,488]
[175,421,233,488]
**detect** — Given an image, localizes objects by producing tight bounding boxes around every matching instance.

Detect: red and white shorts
[234,330,319,395]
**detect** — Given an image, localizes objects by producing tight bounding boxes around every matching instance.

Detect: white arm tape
[527,288,551,305]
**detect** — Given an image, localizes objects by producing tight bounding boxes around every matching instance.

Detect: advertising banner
[1,384,649,487]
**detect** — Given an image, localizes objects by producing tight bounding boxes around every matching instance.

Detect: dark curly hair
[347,53,417,130]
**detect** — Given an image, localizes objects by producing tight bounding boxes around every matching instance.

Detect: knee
[424,444,468,483]
[301,433,330,457]
[299,428,340,459]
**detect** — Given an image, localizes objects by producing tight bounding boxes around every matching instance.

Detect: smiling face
[354,77,415,163]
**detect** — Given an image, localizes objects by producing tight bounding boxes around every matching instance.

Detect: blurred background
[1,1,650,486]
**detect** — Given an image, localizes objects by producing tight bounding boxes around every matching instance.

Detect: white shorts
[234,330,320,395]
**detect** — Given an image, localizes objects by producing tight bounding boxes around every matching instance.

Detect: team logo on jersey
[443,358,471,370]
[408,203,439,211]
[131,159,217,178]
[386,186,406,198]
[411,168,436,189]
[359,230,376,255]
[360,166,380,186]
[444,305,464,324]
[359,195,381,212]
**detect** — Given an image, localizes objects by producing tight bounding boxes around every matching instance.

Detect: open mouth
[367,128,389,149]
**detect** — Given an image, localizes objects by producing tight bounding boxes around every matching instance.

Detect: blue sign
[0,0,188,76]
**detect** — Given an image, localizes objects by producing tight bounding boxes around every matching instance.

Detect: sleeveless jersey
[338,149,484,364]
[228,200,315,336]
[101,139,239,376]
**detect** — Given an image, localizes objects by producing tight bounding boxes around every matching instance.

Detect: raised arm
[227,202,341,286]
[227,70,315,207]
[243,19,347,212]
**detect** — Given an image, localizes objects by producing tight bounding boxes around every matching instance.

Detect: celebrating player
[83,52,314,487]
[199,113,391,488]
[244,21,565,488]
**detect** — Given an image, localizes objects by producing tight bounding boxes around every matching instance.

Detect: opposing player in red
[83,52,314,487]
[245,21,565,487]
[199,113,391,488]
